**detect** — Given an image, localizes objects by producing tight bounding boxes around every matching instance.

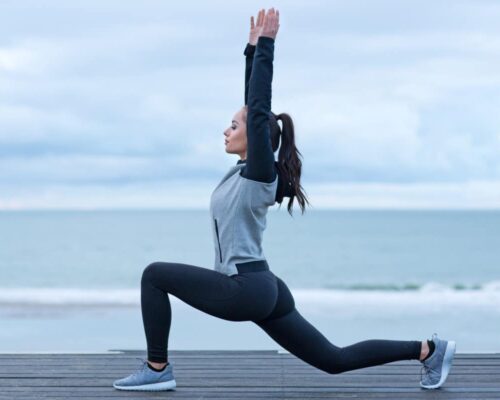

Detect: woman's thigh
[142,261,278,322]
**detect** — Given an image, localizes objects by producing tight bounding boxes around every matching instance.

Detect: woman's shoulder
[238,166,278,209]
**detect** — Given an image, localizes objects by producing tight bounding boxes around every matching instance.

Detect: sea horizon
[1,209,499,353]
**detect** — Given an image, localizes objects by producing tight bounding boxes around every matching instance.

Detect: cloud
[306,180,500,209]
[1,180,499,210]
[0,47,37,72]
[0,0,499,209]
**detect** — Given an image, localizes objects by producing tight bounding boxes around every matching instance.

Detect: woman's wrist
[244,43,256,57]
[257,35,275,43]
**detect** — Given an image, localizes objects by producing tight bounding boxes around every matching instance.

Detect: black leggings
[141,260,422,374]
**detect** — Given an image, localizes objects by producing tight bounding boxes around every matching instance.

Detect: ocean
[1,209,499,353]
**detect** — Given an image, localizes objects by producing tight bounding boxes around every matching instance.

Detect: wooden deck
[0,350,499,399]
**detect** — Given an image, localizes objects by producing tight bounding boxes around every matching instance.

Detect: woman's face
[223,107,247,158]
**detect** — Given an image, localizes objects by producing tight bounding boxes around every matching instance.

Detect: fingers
[257,8,264,27]
[262,7,279,33]
[252,7,279,39]
[267,8,277,24]
[251,9,264,30]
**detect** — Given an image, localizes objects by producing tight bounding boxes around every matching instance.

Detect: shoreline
[1,297,499,354]
[1,286,499,307]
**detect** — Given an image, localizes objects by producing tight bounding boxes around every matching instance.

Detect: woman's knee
[141,261,165,285]
[325,363,346,375]
[322,349,349,375]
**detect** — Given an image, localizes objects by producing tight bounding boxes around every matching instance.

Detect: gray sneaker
[420,333,456,389]
[113,358,176,391]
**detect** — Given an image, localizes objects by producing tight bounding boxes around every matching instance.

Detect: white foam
[0,351,124,354]
[293,288,500,308]
[482,280,500,291]
[0,284,499,307]
[0,288,141,306]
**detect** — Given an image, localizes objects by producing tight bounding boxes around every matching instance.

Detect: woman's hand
[249,9,265,45]
[260,7,280,40]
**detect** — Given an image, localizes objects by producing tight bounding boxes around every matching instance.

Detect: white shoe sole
[420,341,456,389]
[113,379,176,391]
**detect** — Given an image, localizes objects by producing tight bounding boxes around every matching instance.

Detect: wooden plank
[0,351,498,399]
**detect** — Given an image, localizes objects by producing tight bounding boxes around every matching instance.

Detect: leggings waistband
[235,260,270,274]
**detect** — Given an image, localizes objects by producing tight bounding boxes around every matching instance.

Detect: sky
[1,0,499,210]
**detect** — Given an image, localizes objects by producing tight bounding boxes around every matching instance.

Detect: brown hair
[242,106,310,216]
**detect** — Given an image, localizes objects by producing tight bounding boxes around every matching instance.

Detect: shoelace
[128,357,148,379]
[420,363,433,382]
[420,332,439,383]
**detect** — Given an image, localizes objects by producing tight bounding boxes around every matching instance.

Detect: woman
[113,8,456,392]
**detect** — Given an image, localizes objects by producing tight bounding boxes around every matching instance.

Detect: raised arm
[244,43,255,105]
[244,9,263,105]
[241,8,280,183]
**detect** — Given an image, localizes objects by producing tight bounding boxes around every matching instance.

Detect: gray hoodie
[209,36,281,276]
[209,161,278,276]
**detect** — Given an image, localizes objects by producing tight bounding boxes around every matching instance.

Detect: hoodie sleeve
[240,36,278,184]
[244,43,256,106]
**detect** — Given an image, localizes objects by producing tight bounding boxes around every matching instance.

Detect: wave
[0,288,140,306]
[323,281,500,292]
[0,281,500,306]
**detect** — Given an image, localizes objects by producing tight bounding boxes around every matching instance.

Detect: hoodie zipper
[214,218,223,263]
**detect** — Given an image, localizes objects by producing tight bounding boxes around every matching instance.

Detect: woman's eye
[232,126,236,129]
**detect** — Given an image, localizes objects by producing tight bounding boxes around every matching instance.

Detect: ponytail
[269,111,311,216]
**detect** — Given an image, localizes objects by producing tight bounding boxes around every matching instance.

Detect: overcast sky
[1,0,499,210]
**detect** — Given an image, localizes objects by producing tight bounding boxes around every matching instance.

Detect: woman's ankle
[148,360,168,369]
[419,340,429,361]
